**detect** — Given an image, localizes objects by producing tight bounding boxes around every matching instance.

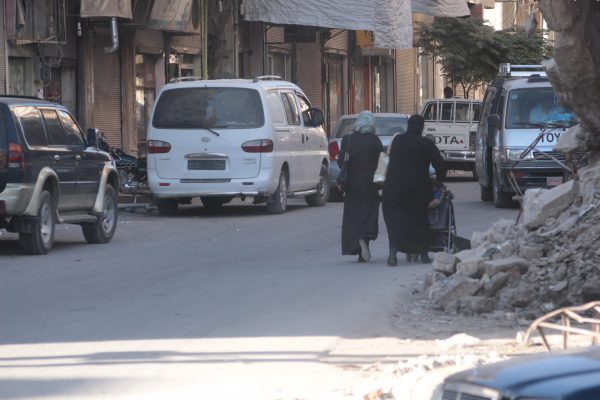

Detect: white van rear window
[152,88,264,129]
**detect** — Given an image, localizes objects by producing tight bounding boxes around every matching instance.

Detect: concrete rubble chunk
[456,258,485,279]
[519,243,544,260]
[483,272,511,297]
[434,275,483,312]
[486,219,517,244]
[554,125,587,154]
[470,231,487,248]
[425,271,447,288]
[483,257,529,278]
[521,180,580,230]
[454,247,487,262]
[457,296,496,315]
[432,252,458,276]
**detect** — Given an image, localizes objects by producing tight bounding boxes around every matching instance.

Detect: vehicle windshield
[152,87,265,129]
[335,116,408,138]
[505,87,577,129]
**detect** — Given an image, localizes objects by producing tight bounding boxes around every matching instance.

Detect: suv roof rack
[253,75,282,82]
[169,76,204,83]
[0,94,44,100]
[498,63,547,77]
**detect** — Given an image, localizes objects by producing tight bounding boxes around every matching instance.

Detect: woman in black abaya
[382,114,445,266]
[339,111,384,262]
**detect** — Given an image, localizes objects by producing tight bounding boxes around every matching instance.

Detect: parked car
[146,76,329,215]
[420,98,481,176]
[475,63,578,208]
[327,113,410,200]
[0,95,119,254]
[432,346,600,400]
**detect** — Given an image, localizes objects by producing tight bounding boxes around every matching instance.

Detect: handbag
[336,134,353,191]
[373,152,388,185]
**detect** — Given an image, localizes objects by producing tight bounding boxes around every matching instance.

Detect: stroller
[428,183,457,253]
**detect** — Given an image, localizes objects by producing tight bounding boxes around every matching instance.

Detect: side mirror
[86,128,98,148]
[310,108,325,127]
[486,114,500,143]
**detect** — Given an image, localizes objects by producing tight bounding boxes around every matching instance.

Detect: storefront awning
[146,0,202,34]
[80,0,132,19]
[242,0,469,49]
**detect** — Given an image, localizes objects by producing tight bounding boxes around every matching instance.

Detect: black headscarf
[406,114,425,135]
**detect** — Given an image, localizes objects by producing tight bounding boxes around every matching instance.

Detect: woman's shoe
[420,252,432,263]
[358,239,371,262]
[387,252,398,267]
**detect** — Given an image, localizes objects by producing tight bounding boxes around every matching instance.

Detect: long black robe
[338,132,384,255]
[382,132,445,254]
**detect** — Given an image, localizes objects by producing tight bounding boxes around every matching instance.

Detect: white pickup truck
[420,98,482,175]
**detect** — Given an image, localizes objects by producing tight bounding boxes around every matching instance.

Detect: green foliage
[417,17,553,98]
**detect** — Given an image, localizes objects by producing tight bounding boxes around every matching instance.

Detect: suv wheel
[156,198,178,216]
[306,164,329,207]
[480,184,493,202]
[20,190,55,255]
[267,171,288,214]
[493,173,513,208]
[82,185,118,244]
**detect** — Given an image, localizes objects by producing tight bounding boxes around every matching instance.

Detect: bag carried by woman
[336,134,353,191]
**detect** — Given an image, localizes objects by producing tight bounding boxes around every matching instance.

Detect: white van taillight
[8,143,24,169]
[242,139,273,153]
[328,141,340,161]
[148,140,171,154]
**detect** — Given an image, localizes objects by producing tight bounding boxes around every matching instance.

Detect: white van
[146,76,330,215]
[420,98,482,174]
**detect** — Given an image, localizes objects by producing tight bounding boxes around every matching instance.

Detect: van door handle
[427,128,436,132]
[276,129,290,133]
[53,155,61,162]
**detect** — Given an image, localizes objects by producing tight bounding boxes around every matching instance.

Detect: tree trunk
[540,1,600,150]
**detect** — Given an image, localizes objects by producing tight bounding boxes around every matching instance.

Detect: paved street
[0,176,517,399]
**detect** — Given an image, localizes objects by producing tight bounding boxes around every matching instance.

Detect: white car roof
[159,78,302,93]
[423,98,481,103]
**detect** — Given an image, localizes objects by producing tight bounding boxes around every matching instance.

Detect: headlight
[505,148,534,161]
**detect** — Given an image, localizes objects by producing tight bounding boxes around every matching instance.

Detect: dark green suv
[0,96,119,254]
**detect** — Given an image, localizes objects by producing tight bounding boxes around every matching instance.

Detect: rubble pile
[427,153,600,318]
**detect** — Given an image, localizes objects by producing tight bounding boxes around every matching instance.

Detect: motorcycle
[98,135,149,197]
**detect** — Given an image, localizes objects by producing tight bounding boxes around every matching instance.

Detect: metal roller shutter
[325,29,347,54]
[135,29,164,54]
[395,48,417,114]
[93,29,122,147]
[296,42,322,109]
[0,0,6,94]
[171,34,202,53]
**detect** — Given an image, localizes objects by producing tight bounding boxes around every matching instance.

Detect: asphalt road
[0,175,517,399]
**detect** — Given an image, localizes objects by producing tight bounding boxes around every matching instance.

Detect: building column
[120,29,137,155]
[77,25,94,131]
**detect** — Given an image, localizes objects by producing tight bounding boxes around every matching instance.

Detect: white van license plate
[547,177,562,187]
[188,160,226,170]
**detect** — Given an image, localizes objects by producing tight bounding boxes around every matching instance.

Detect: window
[335,116,408,138]
[455,103,470,122]
[14,107,47,147]
[296,94,312,126]
[505,88,577,129]
[41,109,66,145]
[479,87,497,128]
[58,110,84,146]
[472,103,482,122]
[281,92,301,125]
[267,52,291,80]
[423,103,437,121]
[440,102,454,121]
[267,91,286,125]
[152,88,265,129]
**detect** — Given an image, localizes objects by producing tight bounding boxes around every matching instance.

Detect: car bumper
[497,162,564,194]
[0,183,34,216]
[148,168,279,198]
[442,150,475,163]
[329,162,341,190]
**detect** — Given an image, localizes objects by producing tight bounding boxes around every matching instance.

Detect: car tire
[19,190,55,255]
[156,198,179,216]
[267,171,288,214]
[201,196,232,209]
[480,184,493,202]
[493,173,513,208]
[306,164,330,207]
[472,166,479,181]
[82,185,118,244]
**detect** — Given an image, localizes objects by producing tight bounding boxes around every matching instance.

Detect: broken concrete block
[432,252,458,276]
[577,162,600,206]
[456,258,485,279]
[522,180,580,230]
[458,296,496,315]
[519,243,544,260]
[483,256,529,278]
[471,230,487,248]
[487,219,517,244]
[554,125,586,154]
[455,247,487,263]
[483,272,511,297]
[434,276,483,311]
[425,271,447,288]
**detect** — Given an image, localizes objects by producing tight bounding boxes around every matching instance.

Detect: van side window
[423,103,437,121]
[440,102,453,121]
[281,92,301,125]
[266,91,286,125]
[455,103,469,122]
[472,103,482,122]
[14,106,47,147]
[296,94,312,126]
[58,110,85,147]
[478,87,497,128]
[41,109,66,146]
